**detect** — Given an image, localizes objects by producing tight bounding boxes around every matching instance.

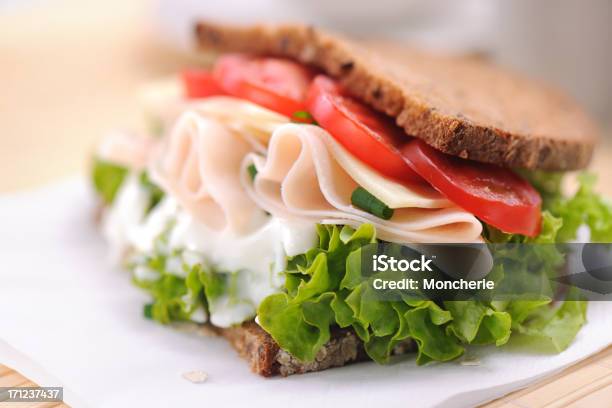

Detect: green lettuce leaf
[257,225,378,361]
[405,302,463,364]
[551,173,612,242]
[520,171,612,242]
[480,171,611,352]
[258,222,579,366]
[513,295,587,352]
[258,293,334,361]
[130,237,228,325]
[92,159,128,204]
[444,301,511,346]
[92,158,165,214]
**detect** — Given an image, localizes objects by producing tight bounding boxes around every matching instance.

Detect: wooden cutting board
[0,364,69,408]
[1,0,611,407]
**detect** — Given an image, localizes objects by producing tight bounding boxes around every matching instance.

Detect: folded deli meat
[92,23,612,376]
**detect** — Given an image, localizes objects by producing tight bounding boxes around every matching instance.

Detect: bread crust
[216,322,281,377]
[194,21,598,171]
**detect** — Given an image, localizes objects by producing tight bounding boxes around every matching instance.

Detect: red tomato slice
[306,75,423,184]
[213,54,315,117]
[181,69,225,98]
[401,140,542,236]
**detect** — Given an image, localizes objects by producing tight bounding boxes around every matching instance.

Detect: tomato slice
[306,75,423,184]
[401,140,542,236]
[213,54,315,117]
[181,69,225,98]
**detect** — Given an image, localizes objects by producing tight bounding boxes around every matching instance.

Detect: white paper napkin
[1,178,611,408]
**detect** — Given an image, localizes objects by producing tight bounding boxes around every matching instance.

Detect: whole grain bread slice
[215,322,412,377]
[215,322,368,377]
[194,21,598,171]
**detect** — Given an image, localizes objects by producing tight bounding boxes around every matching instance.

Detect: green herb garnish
[291,110,319,125]
[139,171,165,213]
[143,303,154,319]
[351,187,394,220]
[247,164,258,181]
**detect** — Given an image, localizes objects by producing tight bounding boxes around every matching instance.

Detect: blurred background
[1,0,610,192]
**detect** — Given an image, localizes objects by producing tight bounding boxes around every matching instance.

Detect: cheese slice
[322,132,450,209]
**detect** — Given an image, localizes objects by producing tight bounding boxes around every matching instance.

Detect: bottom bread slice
[213,322,413,377]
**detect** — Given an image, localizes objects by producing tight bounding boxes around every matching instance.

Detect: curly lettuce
[521,171,612,242]
[258,225,507,364]
[131,237,227,324]
[258,172,610,365]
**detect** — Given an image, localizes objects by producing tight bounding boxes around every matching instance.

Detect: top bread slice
[194,21,598,171]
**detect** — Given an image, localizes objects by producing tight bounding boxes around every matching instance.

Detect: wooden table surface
[1,0,611,407]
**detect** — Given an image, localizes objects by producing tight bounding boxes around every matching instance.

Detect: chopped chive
[139,171,165,214]
[143,303,154,319]
[291,110,319,125]
[351,187,394,220]
[247,164,258,181]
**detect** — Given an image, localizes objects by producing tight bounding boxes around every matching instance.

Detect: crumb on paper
[459,358,480,366]
[182,370,208,384]
[460,357,481,366]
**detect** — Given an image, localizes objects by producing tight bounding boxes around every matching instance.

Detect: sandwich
[91,22,612,376]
